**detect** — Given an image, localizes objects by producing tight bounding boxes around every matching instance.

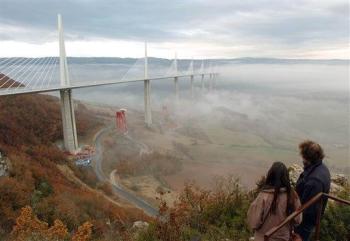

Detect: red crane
[116,109,128,134]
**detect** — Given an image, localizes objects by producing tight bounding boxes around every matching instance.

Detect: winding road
[93,126,159,217]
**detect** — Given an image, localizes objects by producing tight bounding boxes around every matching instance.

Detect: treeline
[0,95,100,146]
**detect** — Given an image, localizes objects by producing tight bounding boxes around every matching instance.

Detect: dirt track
[92,126,158,216]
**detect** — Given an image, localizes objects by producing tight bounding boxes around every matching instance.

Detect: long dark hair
[264,162,295,215]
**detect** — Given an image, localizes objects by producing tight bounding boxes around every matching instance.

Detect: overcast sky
[0,0,348,58]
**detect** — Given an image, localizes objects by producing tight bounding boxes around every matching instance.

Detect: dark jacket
[296,160,330,226]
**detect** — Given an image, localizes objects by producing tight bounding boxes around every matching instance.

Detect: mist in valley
[67,60,349,189]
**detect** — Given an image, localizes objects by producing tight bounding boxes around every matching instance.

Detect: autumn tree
[11,206,72,241]
[72,221,93,241]
[11,206,48,241]
[47,219,69,240]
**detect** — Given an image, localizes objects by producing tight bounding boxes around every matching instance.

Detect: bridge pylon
[58,14,78,152]
[144,42,152,127]
[174,52,179,102]
[200,60,205,94]
[189,59,194,99]
[208,62,213,92]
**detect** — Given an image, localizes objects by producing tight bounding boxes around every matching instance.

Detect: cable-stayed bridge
[0,15,219,153]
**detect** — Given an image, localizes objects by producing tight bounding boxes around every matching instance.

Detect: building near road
[75,158,91,167]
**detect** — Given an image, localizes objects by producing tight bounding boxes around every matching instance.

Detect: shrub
[141,176,252,241]
[319,186,350,241]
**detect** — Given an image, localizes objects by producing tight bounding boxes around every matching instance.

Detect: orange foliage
[0,94,101,147]
[72,221,93,241]
[11,206,48,241]
[146,178,252,241]
[48,219,69,240]
[11,206,92,241]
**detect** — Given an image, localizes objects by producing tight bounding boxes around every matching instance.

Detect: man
[295,140,331,241]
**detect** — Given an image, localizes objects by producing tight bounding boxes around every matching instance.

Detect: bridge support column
[174,53,179,102]
[143,42,152,126]
[201,74,204,93]
[174,77,179,102]
[144,79,152,126]
[190,75,194,99]
[213,73,217,91]
[60,89,78,153]
[209,74,213,92]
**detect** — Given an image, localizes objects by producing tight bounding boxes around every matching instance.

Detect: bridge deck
[0,73,217,96]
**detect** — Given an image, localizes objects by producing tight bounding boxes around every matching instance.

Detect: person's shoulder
[259,189,275,199]
[321,162,331,173]
[316,162,331,178]
[304,176,322,187]
[251,191,270,205]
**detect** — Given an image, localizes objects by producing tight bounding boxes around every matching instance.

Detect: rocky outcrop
[0,152,9,177]
[289,163,348,194]
[132,221,149,230]
[131,220,150,239]
[288,164,303,185]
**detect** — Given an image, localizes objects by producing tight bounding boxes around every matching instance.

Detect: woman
[247,162,302,241]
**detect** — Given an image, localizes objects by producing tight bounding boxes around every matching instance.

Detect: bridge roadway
[0,73,216,97]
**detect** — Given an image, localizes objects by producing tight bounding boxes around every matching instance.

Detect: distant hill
[58,57,350,65]
[0,73,24,88]
[0,57,348,66]
[220,57,349,65]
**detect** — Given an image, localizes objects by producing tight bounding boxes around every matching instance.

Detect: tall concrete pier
[200,61,205,93]
[60,89,78,152]
[174,77,179,101]
[58,14,78,152]
[201,74,205,93]
[144,42,152,126]
[209,73,213,92]
[189,60,194,98]
[190,75,194,98]
[174,53,179,101]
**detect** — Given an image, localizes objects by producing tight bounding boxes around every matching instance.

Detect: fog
[69,61,349,174]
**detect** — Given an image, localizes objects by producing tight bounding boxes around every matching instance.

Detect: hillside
[0,94,348,241]
[0,94,148,240]
[0,73,24,88]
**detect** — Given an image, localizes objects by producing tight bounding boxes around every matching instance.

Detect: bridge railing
[264,192,350,241]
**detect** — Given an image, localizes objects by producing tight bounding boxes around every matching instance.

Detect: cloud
[0,0,348,58]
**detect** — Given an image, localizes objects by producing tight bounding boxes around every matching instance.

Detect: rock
[0,154,9,177]
[331,174,348,186]
[132,221,149,230]
[289,163,348,194]
[330,182,344,194]
[288,164,303,184]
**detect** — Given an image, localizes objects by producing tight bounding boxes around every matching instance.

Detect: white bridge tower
[58,14,78,153]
